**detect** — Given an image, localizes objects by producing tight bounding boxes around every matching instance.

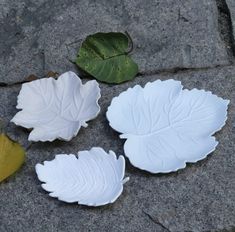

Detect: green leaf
[0,134,25,182]
[76,32,139,84]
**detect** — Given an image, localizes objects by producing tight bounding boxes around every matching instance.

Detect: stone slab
[0,66,234,231]
[0,0,230,84]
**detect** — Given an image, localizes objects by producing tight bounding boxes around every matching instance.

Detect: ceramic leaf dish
[36,147,129,206]
[107,79,229,173]
[11,71,101,142]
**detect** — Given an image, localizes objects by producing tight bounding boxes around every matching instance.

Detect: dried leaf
[46,71,59,78]
[25,74,38,82]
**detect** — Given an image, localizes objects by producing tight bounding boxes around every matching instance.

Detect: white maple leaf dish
[106,79,229,173]
[11,71,101,142]
[35,147,129,206]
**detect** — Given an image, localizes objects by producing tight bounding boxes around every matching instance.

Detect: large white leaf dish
[35,147,129,206]
[11,71,101,142]
[106,79,229,173]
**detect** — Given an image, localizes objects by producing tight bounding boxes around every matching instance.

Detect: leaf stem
[67,58,76,65]
[125,31,134,54]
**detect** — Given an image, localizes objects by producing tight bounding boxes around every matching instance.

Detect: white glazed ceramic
[106,79,229,173]
[11,71,101,142]
[35,147,129,206]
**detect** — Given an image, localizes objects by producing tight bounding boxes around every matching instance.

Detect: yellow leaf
[0,134,25,182]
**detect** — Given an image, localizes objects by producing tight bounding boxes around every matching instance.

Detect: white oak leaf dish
[11,71,101,142]
[106,79,229,173]
[35,147,129,206]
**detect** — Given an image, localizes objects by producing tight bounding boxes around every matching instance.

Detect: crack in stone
[218,226,235,232]
[216,0,235,60]
[25,142,34,152]
[0,75,47,88]
[0,81,26,88]
[0,63,234,89]
[143,210,235,232]
[143,210,172,232]
[136,64,232,77]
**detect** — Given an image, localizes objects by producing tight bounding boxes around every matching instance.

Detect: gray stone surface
[0,0,231,84]
[0,65,234,232]
[1,0,235,231]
